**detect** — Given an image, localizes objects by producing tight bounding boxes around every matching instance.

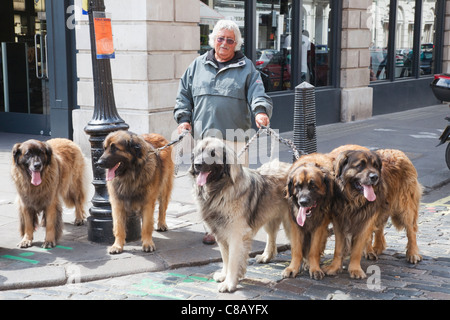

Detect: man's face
[214,29,237,62]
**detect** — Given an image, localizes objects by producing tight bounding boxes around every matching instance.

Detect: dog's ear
[322,170,334,197]
[127,137,142,159]
[373,151,382,171]
[43,142,53,165]
[12,143,22,164]
[286,177,295,199]
[334,150,350,178]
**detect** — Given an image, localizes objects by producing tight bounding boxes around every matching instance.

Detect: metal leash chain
[238,125,304,161]
[157,130,190,152]
[156,130,190,176]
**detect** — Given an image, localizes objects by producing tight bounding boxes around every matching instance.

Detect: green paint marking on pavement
[19,252,35,257]
[188,275,215,283]
[55,245,73,250]
[41,245,74,251]
[0,255,39,265]
[167,272,214,283]
[167,272,188,278]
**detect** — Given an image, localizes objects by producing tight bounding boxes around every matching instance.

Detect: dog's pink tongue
[196,171,210,186]
[106,163,120,181]
[31,171,42,186]
[363,184,376,202]
[296,207,308,227]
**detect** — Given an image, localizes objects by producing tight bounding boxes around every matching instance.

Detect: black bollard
[84,0,141,244]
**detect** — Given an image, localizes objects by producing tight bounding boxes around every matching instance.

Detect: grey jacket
[173,50,273,141]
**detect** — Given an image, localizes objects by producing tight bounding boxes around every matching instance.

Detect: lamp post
[84,0,140,243]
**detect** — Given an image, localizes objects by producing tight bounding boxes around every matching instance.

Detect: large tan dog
[368,148,423,264]
[190,137,291,293]
[97,131,174,254]
[11,139,88,248]
[282,152,335,280]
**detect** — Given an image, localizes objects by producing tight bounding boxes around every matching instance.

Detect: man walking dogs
[174,19,273,245]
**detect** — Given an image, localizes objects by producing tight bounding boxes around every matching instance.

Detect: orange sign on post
[93,12,115,59]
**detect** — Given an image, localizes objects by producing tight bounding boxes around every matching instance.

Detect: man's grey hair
[208,19,243,52]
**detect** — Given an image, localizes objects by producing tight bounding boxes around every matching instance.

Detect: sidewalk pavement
[0,104,449,291]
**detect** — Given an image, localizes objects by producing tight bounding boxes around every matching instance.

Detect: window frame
[374,0,444,82]
[244,0,341,92]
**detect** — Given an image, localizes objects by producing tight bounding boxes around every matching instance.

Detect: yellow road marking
[422,195,450,207]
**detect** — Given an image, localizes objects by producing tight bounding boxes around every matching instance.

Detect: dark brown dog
[282,153,334,280]
[331,145,423,265]
[11,139,88,248]
[324,147,385,279]
[97,130,174,254]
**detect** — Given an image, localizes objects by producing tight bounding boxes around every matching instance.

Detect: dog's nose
[96,157,106,169]
[369,172,379,183]
[299,197,310,207]
[32,162,42,171]
[194,163,203,171]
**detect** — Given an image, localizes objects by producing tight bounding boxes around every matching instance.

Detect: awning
[200,1,224,25]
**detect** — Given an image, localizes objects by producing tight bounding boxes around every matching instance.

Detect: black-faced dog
[282,153,334,280]
[11,139,88,248]
[97,130,174,254]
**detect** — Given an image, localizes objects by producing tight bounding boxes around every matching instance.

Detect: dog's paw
[349,267,367,279]
[108,245,123,254]
[142,241,156,253]
[364,251,378,261]
[218,280,237,293]
[309,268,325,280]
[213,271,226,283]
[406,252,422,264]
[282,266,299,278]
[156,222,168,232]
[323,265,342,276]
[255,253,273,264]
[42,240,56,249]
[74,218,85,226]
[17,239,33,248]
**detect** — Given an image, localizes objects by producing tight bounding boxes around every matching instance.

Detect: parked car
[259,51,291,91]
[255,49,278,70]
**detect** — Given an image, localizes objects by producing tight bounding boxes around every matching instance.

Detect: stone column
[73,0,200,155]
[340,0,373,122]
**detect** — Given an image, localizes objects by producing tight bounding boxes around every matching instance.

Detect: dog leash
[157,130,190,152]
[156,130,190,176]
[237,125,304,161]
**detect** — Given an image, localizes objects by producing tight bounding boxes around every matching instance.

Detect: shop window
[370,0,439,81]
[395,1,415,79]
[301,1,332,87]
[370,1,390,81]
[256,0,292,92]
[199,0,336,92]
[420,1,438,76]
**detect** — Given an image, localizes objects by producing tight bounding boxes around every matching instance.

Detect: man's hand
[255,113,270,128]
[177,122,192,134]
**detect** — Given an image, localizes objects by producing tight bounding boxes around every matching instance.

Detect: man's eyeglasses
[216,37,236,45]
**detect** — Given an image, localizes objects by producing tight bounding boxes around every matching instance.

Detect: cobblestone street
[2,188,449,301]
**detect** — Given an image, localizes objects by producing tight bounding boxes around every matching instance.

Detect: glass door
[0,0,50,135]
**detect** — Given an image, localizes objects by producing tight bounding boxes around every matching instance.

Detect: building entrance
[0,0,50,135]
